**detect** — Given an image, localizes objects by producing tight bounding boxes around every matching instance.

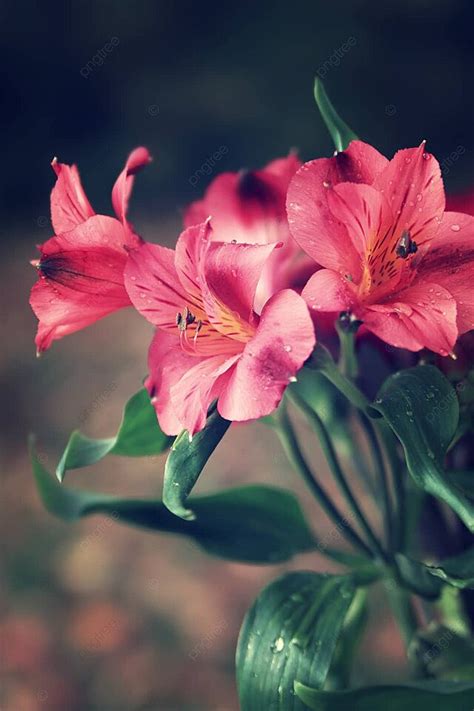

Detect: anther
[396,230,418,259]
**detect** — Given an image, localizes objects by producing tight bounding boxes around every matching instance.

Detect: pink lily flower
[185,154,315,311]
[124,221,315,436]
[30,147,151,353]
[287,140,474,356]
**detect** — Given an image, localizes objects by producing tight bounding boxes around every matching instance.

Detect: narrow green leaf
[373,366,474,531]
[427,546,474,589]
[57,388,172,481]
[32,442,315,563]
[295,680,474,710]
[236,571,356,710]
[313,78,358,152]
[163,403,230,520]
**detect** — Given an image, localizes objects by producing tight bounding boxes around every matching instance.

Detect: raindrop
[416,193,423,202]
[422,153,431,160]
[322,180,331,188]
[290,593,303,603]
[271,637,285,653]
[450,224,461,232]
[283,344,292,352]
[231,239,237,244]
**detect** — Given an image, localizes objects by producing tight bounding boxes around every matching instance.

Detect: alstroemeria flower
[287,140,474,356]
[185,154,314,311]
[30,147,151,353]
[124,221,315,436]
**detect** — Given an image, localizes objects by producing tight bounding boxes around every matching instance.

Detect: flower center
[358,229,418,302]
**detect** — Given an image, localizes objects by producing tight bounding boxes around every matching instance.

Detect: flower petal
[30,216,131,352]
[286,140,388,274]
[50,159,95,234]
[372,143,445,247]
[202,239,279,325]
[170,354,239,436]
[184,154,300,243]
[145,329,204,435]
[302,268,355,312]
[124,241,189,330]
[327,182,393,259]
[174,222,209,305]
[217,289,315,421]
[111,146,152,228]
[360,282,457,355]
[416,211,474,333]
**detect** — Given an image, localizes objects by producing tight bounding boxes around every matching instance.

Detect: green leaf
[32,442,314,563]
[326,589,368,689]
[373,365,474,531]
[295,680,474,710]
[236,571,356,710]
[448,471,474,498]
[436,586,471,637]
[313,78,358,152]
[57,389,172,481]
[395,553,443,599]
[427,546,474,589]
[163,403,230,520]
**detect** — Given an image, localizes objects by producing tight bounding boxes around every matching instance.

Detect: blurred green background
[1,1,473,709]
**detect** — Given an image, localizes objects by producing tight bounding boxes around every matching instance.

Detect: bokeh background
[2,1,474,709]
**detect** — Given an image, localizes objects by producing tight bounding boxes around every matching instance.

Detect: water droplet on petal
[450,224,460,232]
[283,344,292,352]
[322,180,331,188]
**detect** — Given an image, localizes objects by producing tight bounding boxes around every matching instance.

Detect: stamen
[395,230,418,259]
[193,319,203,344]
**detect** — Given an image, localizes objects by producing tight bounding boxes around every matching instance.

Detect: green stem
[308,345,371,413]
[384,579,424,676]
[289,390,388,563]
[379,421,406,552]
[384,581,418,647]
[274,404,373,559]
[336,321,359,379]
[358,413,395,554]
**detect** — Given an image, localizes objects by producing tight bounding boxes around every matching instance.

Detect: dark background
[2,0,473,230]
[1,1,474,710]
